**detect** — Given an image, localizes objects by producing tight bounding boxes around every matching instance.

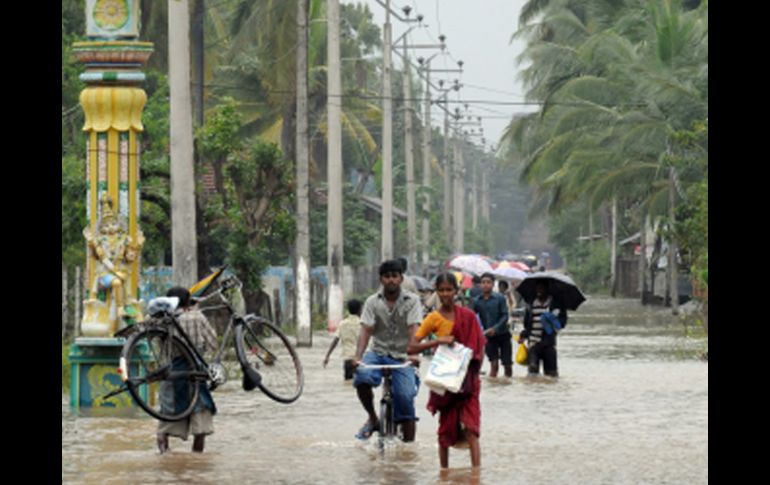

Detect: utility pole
[481,153,490,224]
[390,13,438,272]
[415,48,456,265]
[327,0,344,331]
[452,114,482,253]
[169,0,198,287]
[376,1,424,261]
[295,0,312,346]
[420,60,432,267]
[453,132,464,253]
[402,35,417,269]
[471,153,478,230]
[443,106,452,241]
[381,1,394,260]
[429,73,462,245]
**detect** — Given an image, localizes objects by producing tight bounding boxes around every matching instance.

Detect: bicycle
[358,362,414,448]
[105,275,304,421]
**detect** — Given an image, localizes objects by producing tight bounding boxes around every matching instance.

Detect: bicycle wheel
[379,398,395,438]
[121,328,203,421]
[235,317,303,403]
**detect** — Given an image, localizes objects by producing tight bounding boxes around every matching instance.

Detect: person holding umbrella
[517,272,585,377]
[519,280,568,377]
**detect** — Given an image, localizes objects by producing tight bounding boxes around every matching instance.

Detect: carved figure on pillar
[82,193,144,335]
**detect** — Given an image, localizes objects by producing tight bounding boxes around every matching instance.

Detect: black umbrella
[412,275,433,291]
[516,271,586,311]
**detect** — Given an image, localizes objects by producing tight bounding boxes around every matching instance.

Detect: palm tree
[502,0,707,299]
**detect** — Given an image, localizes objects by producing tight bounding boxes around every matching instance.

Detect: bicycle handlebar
[358,362,413,370]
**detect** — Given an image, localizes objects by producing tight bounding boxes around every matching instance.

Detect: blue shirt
[472,292,510,336]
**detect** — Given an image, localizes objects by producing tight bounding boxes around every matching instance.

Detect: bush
[62,343,71,392]
[563,242,611,294]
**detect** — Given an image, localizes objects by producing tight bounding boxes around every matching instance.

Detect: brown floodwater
[62,297,707,484]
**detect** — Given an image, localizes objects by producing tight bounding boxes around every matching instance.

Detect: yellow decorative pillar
[74,0,153,337]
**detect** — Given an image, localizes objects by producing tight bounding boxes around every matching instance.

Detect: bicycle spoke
[123,329,201,421]
[236,319,303,403]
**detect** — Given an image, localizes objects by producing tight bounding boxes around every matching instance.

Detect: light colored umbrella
[492,267,528,285]
[451,271,474,289]
[509,261,532,272]
[449,254,494,276]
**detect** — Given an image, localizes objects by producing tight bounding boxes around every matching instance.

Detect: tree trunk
[169,0,198,287]
[669,167,679,315]
[295,0,312,346]
[191,0,205,128]
[639,214,649,304]
[62,265,68,340]
[610,196,617,297]
[74,266,82,338]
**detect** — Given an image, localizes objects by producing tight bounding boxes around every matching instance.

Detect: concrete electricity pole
[391,12,438,271]
[402,36,417,268]
[427,70,462,243]
[295,0,312,346]
[327,0,344,331]
[381,1,394,260]
[169,0,198,287]
[471,155,479,231]
[420,59,432,267]
[443,106,452,241]
[452,131,464,253]
[376,1,423,261]
[451,114,482,253]
[481,153,491,224]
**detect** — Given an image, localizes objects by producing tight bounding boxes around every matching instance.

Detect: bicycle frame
[358,362,412,440]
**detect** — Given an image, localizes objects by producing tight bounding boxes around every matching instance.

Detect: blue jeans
[353,351,419,423]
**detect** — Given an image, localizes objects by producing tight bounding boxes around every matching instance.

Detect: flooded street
[62,297,707,484]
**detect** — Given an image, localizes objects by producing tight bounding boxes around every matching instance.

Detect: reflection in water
[63,298,707,484]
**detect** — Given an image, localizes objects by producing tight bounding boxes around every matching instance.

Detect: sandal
[355,420,379,440]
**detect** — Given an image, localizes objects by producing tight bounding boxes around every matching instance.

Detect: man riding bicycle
[352,260,423,442]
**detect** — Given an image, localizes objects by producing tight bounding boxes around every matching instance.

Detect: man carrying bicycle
[156,287,218,454]
[352,260,423,442]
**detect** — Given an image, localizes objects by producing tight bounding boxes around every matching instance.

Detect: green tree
[198,101,295,289]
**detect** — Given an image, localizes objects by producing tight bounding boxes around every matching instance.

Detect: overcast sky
[357,0,537,151]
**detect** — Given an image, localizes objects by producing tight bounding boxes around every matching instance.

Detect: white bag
[424,342,472,395]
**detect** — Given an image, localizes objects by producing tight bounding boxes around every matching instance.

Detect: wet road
[62,297,707,484]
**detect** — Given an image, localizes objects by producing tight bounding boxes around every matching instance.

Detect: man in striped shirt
[519,281,567,377]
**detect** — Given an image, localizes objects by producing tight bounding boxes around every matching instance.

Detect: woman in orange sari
[407,272,486,468]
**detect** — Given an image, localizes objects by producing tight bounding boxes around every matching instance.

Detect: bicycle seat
[147,297,180,316]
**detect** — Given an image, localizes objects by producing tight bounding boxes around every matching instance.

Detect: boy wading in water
[407,273,486,468]
[323,299,363,381]
[471,273,512,378]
